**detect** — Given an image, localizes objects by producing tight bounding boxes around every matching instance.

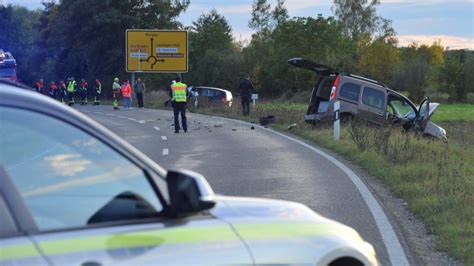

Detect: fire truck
[0,49,17,81]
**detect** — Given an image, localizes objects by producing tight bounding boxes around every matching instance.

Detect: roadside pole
[131,72,135,91]
[251,93,258,109]
[334,101,340,141]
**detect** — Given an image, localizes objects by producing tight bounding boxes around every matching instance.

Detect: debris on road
[287,123,297,130]
[259,115,275,126]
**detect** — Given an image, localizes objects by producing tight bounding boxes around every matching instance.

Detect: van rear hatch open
[288,58,338,123]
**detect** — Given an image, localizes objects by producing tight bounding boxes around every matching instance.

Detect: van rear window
[340,83,360,102]
[317,77,335,100]
[362,87,385,109]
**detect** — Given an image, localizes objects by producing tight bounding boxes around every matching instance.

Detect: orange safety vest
[121,83,131,97]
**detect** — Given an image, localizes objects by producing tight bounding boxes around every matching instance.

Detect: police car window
[362,87,385,109]
[0,107,163,231]
[0,193,19,237]
[339,83,360,102]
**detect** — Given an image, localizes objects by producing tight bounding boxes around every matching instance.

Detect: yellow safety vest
[67,81,76,92]
[171,82,187,102]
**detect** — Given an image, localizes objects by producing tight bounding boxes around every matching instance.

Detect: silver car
[188,86,233,108]
[0,80,377,265]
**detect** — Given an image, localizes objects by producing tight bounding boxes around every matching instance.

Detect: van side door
[359,86,387,125]
[337,81,361,117]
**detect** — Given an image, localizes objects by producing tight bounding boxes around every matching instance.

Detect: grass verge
[142,92,472,263]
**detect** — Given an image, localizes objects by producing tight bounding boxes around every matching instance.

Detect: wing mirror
[166,169,216,217]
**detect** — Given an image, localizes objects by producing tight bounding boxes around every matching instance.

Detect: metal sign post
[334,101,340,141]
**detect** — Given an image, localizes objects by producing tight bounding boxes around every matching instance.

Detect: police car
[0,50,17,81]
[0,80,377,265]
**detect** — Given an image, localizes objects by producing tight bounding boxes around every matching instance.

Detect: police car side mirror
[166,169,216,217]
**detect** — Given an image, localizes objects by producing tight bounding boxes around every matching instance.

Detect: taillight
[329,75,340,101]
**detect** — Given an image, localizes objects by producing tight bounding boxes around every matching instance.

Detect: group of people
[33,74,253,135]
[34,77,102,106]
[112,77,146,110]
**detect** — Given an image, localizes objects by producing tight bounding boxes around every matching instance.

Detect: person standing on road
[67,77,77,106]
[34,79,44,94]
[49,81,58,99]
[135,77,145,108]
[94,79,101,105]
[59,80,67,103]
[170,76,188,133]
[112,77,121,110]
[239,75,254,116]
[79,78,89,105]
[121,80,132,110]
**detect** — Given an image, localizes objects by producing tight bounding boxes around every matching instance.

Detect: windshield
[387,95,416,119]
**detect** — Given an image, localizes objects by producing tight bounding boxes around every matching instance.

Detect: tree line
[1,0,472,102]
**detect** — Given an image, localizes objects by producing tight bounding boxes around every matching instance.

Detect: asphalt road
[77,105,411,265]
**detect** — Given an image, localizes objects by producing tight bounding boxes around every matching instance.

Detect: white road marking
[138,120,146,124]
[128,118,136,121]
[118,116,127,119]
[162,148,169,155]
[222,117,409,266]
[161,136,167,140]
[95,112,103,115]
[154,126,160,131]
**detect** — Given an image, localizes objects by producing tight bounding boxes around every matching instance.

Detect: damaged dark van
[288,58,447,140]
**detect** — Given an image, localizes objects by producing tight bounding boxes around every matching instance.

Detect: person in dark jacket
[135,78,145,108]
[34,79,44,94]
[239,75,254,116]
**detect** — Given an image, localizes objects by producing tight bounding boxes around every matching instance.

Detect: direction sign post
[126,30,188,73]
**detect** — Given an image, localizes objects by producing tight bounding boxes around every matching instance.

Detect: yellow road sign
[126,30,188,73]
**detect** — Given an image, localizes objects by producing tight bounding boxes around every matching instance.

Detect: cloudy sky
[4,0,474,49]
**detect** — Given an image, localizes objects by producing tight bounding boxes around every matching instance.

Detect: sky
[3,0,474,49]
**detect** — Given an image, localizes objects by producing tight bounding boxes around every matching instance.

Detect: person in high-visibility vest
[121,80,132,110]
[94,79,102,105]
[80,79,89,105]
[34,79,44,94]
[59,80,67,103]
[49,81,58,99]
[67,77,77,106]
[170,76,188,133]
[112,77,121,110]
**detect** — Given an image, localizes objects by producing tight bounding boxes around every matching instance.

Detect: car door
[359,86,387,125]
[0,186,48,266]
[0,105,253,265]
[416,97,432,131]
